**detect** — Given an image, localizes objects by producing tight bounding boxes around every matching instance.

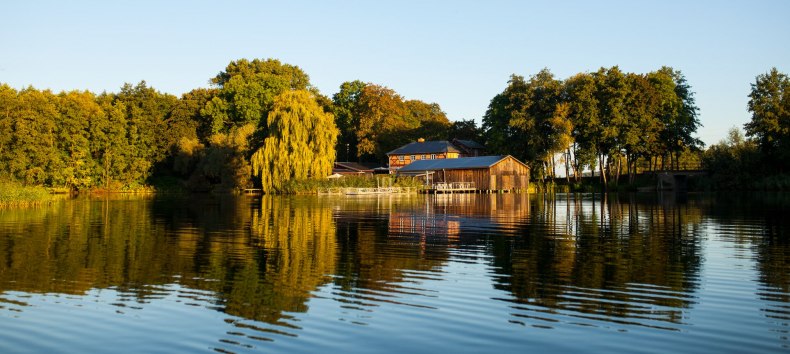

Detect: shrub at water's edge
[280,175,425,195]
[0,181,56,207]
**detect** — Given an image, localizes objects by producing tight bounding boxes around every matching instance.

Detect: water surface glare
[0,193,788,353]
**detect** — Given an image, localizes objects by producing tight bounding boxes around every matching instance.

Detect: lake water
[0,193,788,353]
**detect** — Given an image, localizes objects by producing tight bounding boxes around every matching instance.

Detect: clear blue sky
[1,0,788,145]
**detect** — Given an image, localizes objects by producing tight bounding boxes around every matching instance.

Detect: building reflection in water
[0,192,788,349]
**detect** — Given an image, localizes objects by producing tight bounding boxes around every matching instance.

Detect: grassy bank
[0,181,56,207]
[280,175,426,194]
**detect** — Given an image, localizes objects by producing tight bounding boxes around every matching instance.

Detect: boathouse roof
[397,155,525,172]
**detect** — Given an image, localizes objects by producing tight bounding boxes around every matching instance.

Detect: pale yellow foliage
[251,90,338,193]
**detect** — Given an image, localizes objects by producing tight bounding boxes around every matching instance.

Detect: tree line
[702,67,789,189]
[4,57,783,192]
[0,58,473,193]
[483,66,702,184]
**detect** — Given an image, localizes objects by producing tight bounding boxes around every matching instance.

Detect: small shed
[397,155,529,192]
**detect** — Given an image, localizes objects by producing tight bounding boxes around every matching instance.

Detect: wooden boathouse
[397,155,530,193]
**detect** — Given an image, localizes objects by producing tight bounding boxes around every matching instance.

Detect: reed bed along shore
[0,181,57,208]
[280,175,425,194]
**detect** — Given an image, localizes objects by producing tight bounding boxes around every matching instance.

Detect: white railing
[317,187,417,195]
[432,182,475,190]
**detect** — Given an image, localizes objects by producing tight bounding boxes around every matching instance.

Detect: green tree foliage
[619,73,661,181]
[56,91,101,189]
[448,119,484,142]
[337,82,450,162]
[332,80,366,161]
[204,58,312,133]
[745,68,790,171]
[564,73,600,180]
[0,82,175,190]
[591,66,628,184]
[355,84,408,160]
[7,88,62,185]
[198,124,256,191]
[483,69,571,179]
[403,100,451,141]
[483,75,530,162]
[0,84,19,180]
[251,91,338,193]
[167,88,218,145]
[91,95,131,189]
[112,81,178,185]
[656,67,703,169]
[0,58,335,192]
[0,58,715,192]
[702,127,761,189]
[484,66,703,185]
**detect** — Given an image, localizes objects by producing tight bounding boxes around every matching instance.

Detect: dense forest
[0,58,786,192]
[0,59,459,193]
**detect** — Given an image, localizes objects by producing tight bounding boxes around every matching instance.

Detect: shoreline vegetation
[3,171,789,209]
[0,58,787,197]
[0,181,57,207]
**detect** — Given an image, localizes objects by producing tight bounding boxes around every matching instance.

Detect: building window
[411,155,415,161]
[431,154,436,160]
[398,155,404,162]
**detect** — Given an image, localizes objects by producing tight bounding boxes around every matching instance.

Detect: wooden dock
[317,187,417,195]
[423,182,476,194]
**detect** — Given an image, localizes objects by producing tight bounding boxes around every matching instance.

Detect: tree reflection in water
[0,192,788,350]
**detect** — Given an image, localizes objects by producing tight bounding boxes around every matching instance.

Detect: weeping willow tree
[251,90,338,193]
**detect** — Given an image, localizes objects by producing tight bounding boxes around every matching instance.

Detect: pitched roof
[334,161,373,172]
[386,140,461,155]
[397,155,525,172]
[452,139,486,149]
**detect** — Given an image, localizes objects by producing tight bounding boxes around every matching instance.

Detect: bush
[279,175,425,194]
[0,181,54,207]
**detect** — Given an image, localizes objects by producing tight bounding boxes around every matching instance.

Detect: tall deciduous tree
[355,84,409,161]
[483,75,531,163]
[204,58,312,133]
[92,95,131,189]
[655,67,702,169]
[0,84,18,178]
[167,88,218,145]
[251,90,338,193]
[620,73,661,181]
[8,88,62,185]
[332,80,367,161]
[404,100,451,142]
[483,69,569,179]
[564,73,600,181]
[745,67,790,171]
[448,119,483,142]
[334,81,451,162]
[592,66,628,184]
[113,81,177,185]
[57,91,101,189]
